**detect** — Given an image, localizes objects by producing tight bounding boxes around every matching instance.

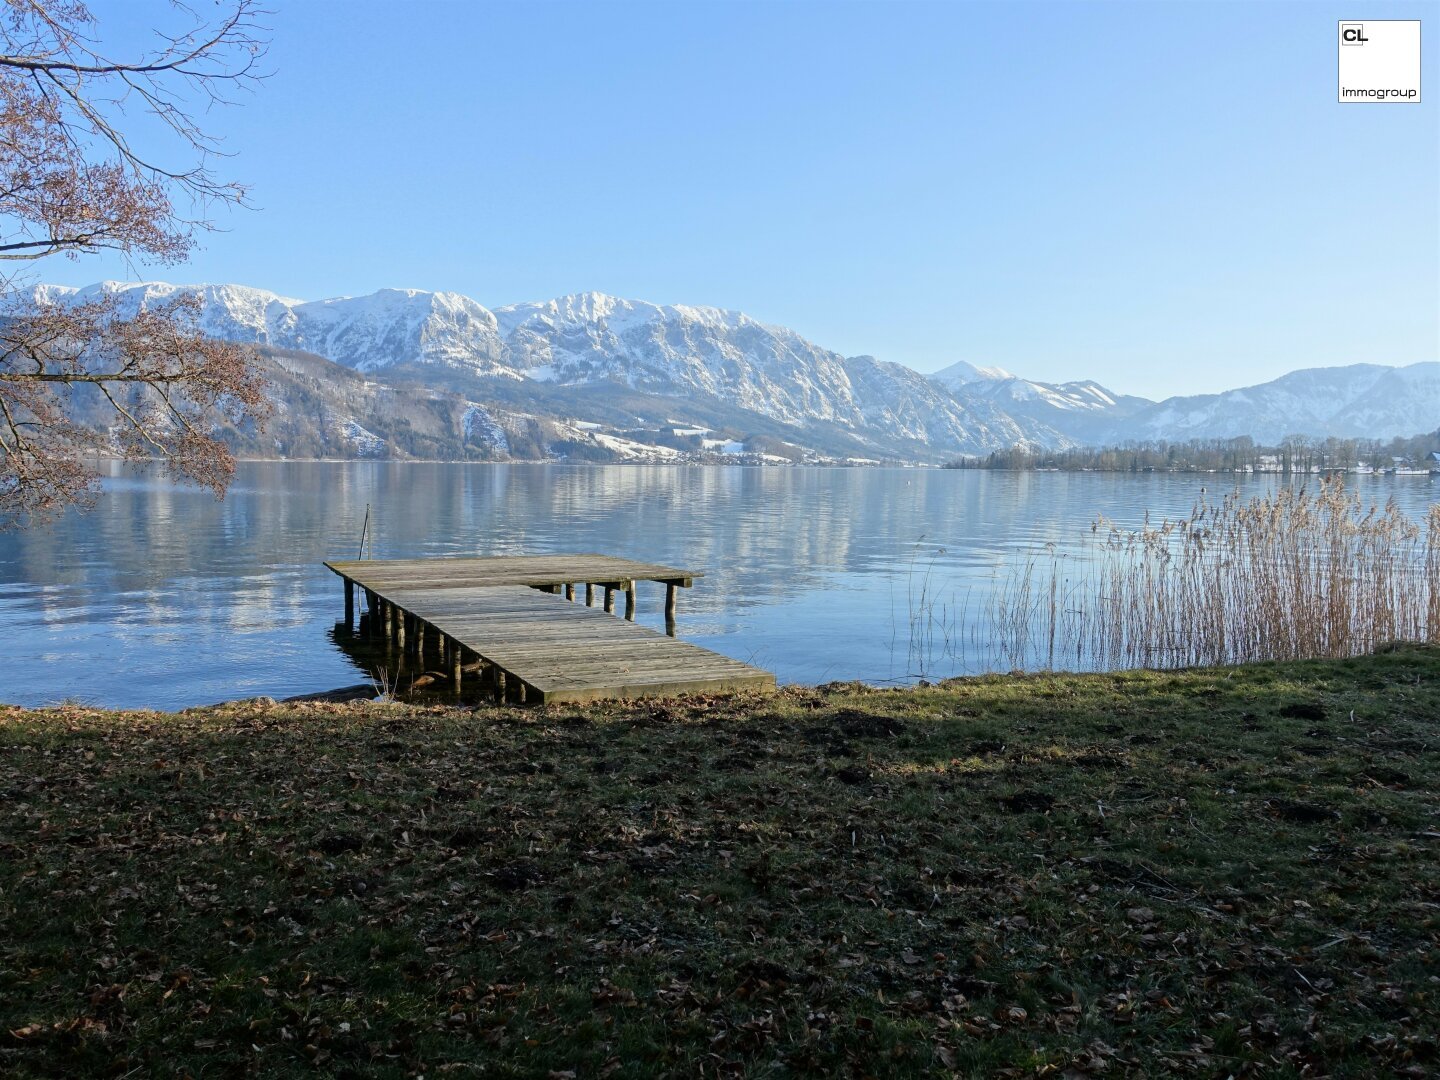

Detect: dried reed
[989,478,1438,671]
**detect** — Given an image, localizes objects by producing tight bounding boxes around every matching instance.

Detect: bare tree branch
[0,2,273,528]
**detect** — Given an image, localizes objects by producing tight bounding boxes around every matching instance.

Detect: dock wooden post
[415,620,426,660]
[344,579,354,629]
[450,640,462,691]
[396,609,406,651]
[665,583,677,636]
[494,670,506,703]
[603,587,614,613]
[585,583,595,607]
[565,583,575,602]
[381,600,392,642]
[625,584,636,621]
[365,590,378,638]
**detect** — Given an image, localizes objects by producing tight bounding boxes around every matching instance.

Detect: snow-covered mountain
[28,280,517,376]
[20,281,1437,457]
[947,374,1153,443]
[927,359,1016,388]
[1109,363,1440,444]
[25,281,1061,455]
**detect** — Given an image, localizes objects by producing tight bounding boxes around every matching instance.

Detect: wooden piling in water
[665,583,678,636]
[450,639,462,691]
[565,583,575,602]
[625,584,637,621]
[344,580,354,629]
[604,587,614,613]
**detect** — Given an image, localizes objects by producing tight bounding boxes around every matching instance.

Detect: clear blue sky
[48,0,1440,399]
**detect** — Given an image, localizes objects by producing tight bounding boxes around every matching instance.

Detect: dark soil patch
[999,791,1054,813]
[1266,799,1340,825]
[315,833,363,856]
[489,861,546,891]
[1074,751,1127,768]
[714,752,758,771]
[1363,766,1411,788]
[832,709,907,739]
[833,765,871,785]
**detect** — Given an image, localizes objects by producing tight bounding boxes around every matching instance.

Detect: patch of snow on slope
[340,420,386,457]
[591,432,680,459]
[461,404,509,452]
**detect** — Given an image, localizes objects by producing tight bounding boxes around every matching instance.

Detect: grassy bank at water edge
[1,648,1438,1077]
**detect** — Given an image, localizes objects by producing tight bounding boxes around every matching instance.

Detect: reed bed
[988,478,1439,671]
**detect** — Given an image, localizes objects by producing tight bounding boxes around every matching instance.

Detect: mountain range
[23,280,1440,463]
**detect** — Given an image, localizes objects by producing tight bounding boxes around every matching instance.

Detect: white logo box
[1338,20,1421,103]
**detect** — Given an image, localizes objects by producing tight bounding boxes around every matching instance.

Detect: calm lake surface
[1,462,1435,710]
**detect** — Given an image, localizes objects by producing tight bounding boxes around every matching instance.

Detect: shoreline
[83,453,1440,475]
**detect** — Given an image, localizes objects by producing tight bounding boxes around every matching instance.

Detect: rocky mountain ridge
[21,281,1438,461]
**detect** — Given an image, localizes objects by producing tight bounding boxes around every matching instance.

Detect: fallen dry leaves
[1,647,1437,1076]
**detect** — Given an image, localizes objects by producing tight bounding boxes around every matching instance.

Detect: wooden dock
[324,555,774,704]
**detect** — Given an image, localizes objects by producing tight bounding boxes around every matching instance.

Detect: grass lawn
[1,647,1437,1077]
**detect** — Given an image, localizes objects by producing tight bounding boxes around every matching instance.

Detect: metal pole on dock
[357,504,371,559]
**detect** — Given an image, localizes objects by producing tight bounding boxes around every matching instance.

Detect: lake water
[1,462,1434,710]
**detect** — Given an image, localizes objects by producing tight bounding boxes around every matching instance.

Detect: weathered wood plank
[326,554,698,593]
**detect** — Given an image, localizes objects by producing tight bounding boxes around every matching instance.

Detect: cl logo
[1341,23,1368,45]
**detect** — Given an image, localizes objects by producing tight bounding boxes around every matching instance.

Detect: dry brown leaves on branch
[0,290,270,526]
[0,1,271,526]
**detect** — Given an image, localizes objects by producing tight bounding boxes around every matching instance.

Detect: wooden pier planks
[325,556,771,704]
[325,554,697,591]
